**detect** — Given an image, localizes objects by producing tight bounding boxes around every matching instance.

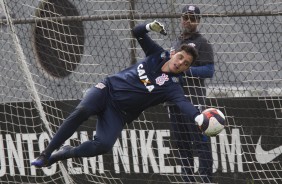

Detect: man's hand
[146,20,167,35]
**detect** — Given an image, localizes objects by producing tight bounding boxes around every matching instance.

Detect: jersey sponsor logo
[155,74,169,86]
[255,136,282,164]
[137,63,155,92]
[140,79,151,85]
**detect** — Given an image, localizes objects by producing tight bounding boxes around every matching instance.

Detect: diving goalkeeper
[31,20,205,168]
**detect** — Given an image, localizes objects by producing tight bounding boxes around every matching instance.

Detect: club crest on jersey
[156,73,169,86]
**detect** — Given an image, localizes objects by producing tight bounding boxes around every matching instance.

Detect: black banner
[0,97,281,183]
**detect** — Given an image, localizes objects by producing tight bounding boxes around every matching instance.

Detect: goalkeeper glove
[146,20,167,35]
[195,114,204,127]
[195,113,207,132]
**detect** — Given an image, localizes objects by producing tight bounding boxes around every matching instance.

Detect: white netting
[0,0,281,183]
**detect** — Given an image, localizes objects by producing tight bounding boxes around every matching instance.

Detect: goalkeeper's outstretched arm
[132,20,167,57]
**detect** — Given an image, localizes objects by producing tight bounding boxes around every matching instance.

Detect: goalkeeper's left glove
[195,113,208,133]
[146,20,167,35]
[195,114,204,127]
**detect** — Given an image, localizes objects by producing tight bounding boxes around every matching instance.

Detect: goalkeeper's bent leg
[48,102,125,166]
[31,107,92,168]
[44,106,92,155]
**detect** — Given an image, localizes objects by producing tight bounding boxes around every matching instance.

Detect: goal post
[0,0,281,184]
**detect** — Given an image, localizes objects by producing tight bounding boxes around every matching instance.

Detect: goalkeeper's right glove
[146,20,167,35]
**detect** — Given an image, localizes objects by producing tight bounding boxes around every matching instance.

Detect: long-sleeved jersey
[104,24,200,123]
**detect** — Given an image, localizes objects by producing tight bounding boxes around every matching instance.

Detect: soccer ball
[196,108,226,137]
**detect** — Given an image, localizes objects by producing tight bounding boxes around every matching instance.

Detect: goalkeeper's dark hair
[176,44,198,64]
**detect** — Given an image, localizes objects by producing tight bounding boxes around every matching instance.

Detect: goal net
[0,0,281,183]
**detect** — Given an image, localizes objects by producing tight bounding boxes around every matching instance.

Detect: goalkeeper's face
[167,50,193,74]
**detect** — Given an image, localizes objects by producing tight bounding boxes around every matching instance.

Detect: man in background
[167,5,215,183]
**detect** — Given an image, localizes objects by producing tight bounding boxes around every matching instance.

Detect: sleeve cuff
[146,24,151,31]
